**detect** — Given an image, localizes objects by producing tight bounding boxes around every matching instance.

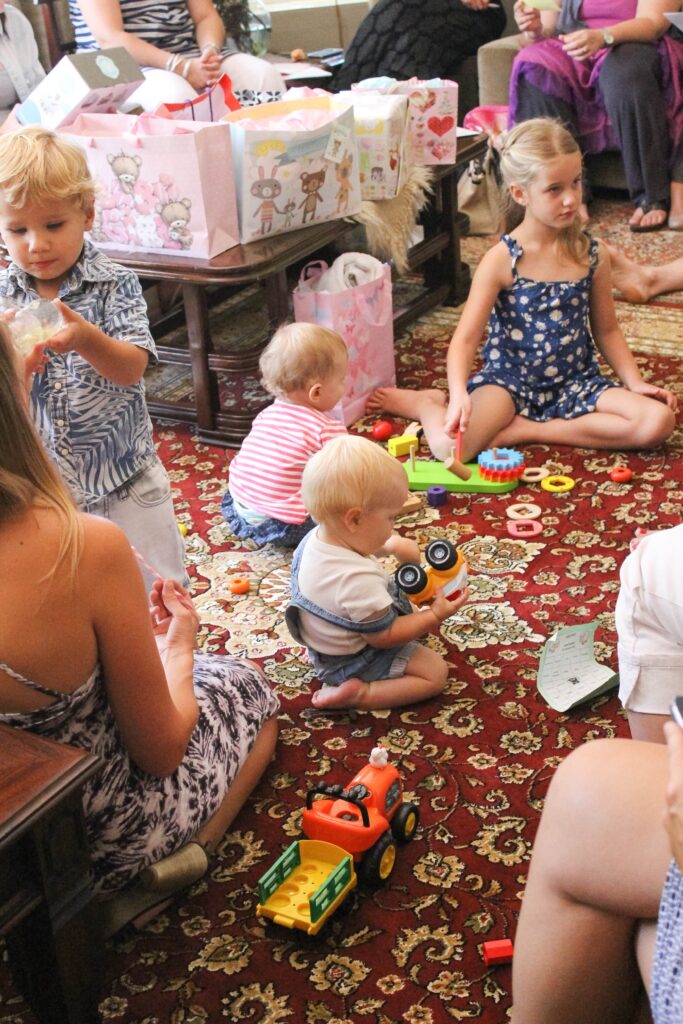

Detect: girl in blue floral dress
[370,118,678,462]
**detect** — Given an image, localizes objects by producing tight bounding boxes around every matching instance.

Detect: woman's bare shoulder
[79,513,135,574]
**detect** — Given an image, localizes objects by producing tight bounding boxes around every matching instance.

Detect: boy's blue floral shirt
[1,241,159,506]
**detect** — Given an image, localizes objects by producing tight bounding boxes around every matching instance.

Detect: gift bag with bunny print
[223,96,361,243]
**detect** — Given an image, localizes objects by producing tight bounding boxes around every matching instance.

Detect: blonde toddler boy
[0,126,185,589]
[286,435,469,711]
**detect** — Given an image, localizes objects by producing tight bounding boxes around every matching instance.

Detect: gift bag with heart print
[352,77,458,165]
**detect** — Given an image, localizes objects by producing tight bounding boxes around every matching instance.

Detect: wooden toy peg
[409,444,417,471]
[444,452,472,481]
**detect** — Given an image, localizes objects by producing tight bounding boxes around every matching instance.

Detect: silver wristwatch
[602,28,615,46]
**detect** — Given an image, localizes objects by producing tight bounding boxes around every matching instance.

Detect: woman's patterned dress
[0,654,279,895]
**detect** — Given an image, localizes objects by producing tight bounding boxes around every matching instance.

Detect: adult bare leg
[606,244,683,303]
[511,739,670,1024]
[628,710,670,745]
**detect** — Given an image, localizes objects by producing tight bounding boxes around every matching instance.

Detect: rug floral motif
[2,202,683,1024]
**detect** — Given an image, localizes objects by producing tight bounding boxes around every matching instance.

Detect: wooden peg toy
[400,493,423,515]
[444,449,472,481]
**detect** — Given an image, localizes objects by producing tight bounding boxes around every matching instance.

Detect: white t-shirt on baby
[296,528,394,655]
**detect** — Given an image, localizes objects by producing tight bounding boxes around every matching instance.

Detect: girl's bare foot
[604,243,657,304]
[366,386,445,419]
[311,678,365,709]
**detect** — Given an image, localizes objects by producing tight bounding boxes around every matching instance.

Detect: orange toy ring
[521,466,550,484]
[507,519,543,538]
[540,474,575,494]
[507,502,542,521]
[228,576,250,595]
[610,467,633,483]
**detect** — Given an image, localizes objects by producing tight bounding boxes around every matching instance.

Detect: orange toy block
[482,939,514,966]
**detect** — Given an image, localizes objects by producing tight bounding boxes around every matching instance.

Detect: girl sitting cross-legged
[369,117,678,463]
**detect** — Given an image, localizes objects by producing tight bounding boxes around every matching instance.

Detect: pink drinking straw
[456,428,462,463]
[132,545,163,581]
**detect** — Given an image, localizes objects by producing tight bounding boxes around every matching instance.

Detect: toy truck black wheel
[391,802,420,843]
[360,830,397,886]
[425,539,458,571]
[395,562,428,595]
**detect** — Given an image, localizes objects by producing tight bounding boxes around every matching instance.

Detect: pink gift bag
[154,74,240,121]
[63,112,239,259]
[293,259,395,426]
[353,77,459,165]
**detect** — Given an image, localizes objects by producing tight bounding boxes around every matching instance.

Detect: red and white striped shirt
[228,399,347,523]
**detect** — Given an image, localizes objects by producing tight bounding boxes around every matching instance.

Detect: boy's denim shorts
[310,640,421,687]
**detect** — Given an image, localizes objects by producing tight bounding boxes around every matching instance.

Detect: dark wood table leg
[265,269,291,330]
[441,166,472,305]
[182,282,220,436]
[4,793,102,1024]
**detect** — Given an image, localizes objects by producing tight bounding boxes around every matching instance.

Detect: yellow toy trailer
[256,839,357,935]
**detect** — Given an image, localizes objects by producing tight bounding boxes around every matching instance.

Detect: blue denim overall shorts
[286,533,419,686]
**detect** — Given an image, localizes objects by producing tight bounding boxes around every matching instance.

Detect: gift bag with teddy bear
[63,112,239,259]
[222,95,361,244]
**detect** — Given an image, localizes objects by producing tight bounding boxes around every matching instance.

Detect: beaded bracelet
[201,42,221,55]
[165,52,182,72]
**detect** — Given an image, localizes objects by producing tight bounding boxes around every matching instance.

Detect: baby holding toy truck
[222,322,349,546]
[0,126,185,590]
[286,435,469,710]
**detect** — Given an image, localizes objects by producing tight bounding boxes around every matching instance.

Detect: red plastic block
[482,939,514,966]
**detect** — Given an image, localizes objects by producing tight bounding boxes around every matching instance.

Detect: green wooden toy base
[404,460,520,494]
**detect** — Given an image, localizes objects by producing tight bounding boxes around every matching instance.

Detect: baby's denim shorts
[310,640,421,687]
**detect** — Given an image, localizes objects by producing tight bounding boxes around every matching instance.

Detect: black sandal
[629,201,669,233]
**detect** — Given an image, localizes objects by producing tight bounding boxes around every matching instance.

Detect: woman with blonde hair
[0,328,279,920]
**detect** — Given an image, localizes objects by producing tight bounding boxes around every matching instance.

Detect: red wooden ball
[372,419,394,441]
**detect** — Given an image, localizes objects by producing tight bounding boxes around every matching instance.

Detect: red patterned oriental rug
[2,200,683,1024]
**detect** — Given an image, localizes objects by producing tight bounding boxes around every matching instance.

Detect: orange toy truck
[395,538,468,606]
[301,745,419,886]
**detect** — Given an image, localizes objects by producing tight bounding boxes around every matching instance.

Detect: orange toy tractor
[302,746,419,886]
[395,538,468,606]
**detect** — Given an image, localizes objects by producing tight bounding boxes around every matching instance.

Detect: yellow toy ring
[521,466,550,484]
[541,474,575,494]
[507,502,542,521]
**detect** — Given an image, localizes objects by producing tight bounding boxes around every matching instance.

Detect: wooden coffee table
[111,132,487,446]
[0,725,102,1024]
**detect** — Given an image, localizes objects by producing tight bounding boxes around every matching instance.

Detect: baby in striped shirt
[222,322,348,547]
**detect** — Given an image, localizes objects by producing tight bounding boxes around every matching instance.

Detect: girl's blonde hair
[0,326,82,579]
[499,118,588,263]
[259,322,348,399]
[0,126,95,211]
[302,434,407,523]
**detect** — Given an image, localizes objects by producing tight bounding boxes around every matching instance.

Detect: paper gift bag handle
[298,260,329,287]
